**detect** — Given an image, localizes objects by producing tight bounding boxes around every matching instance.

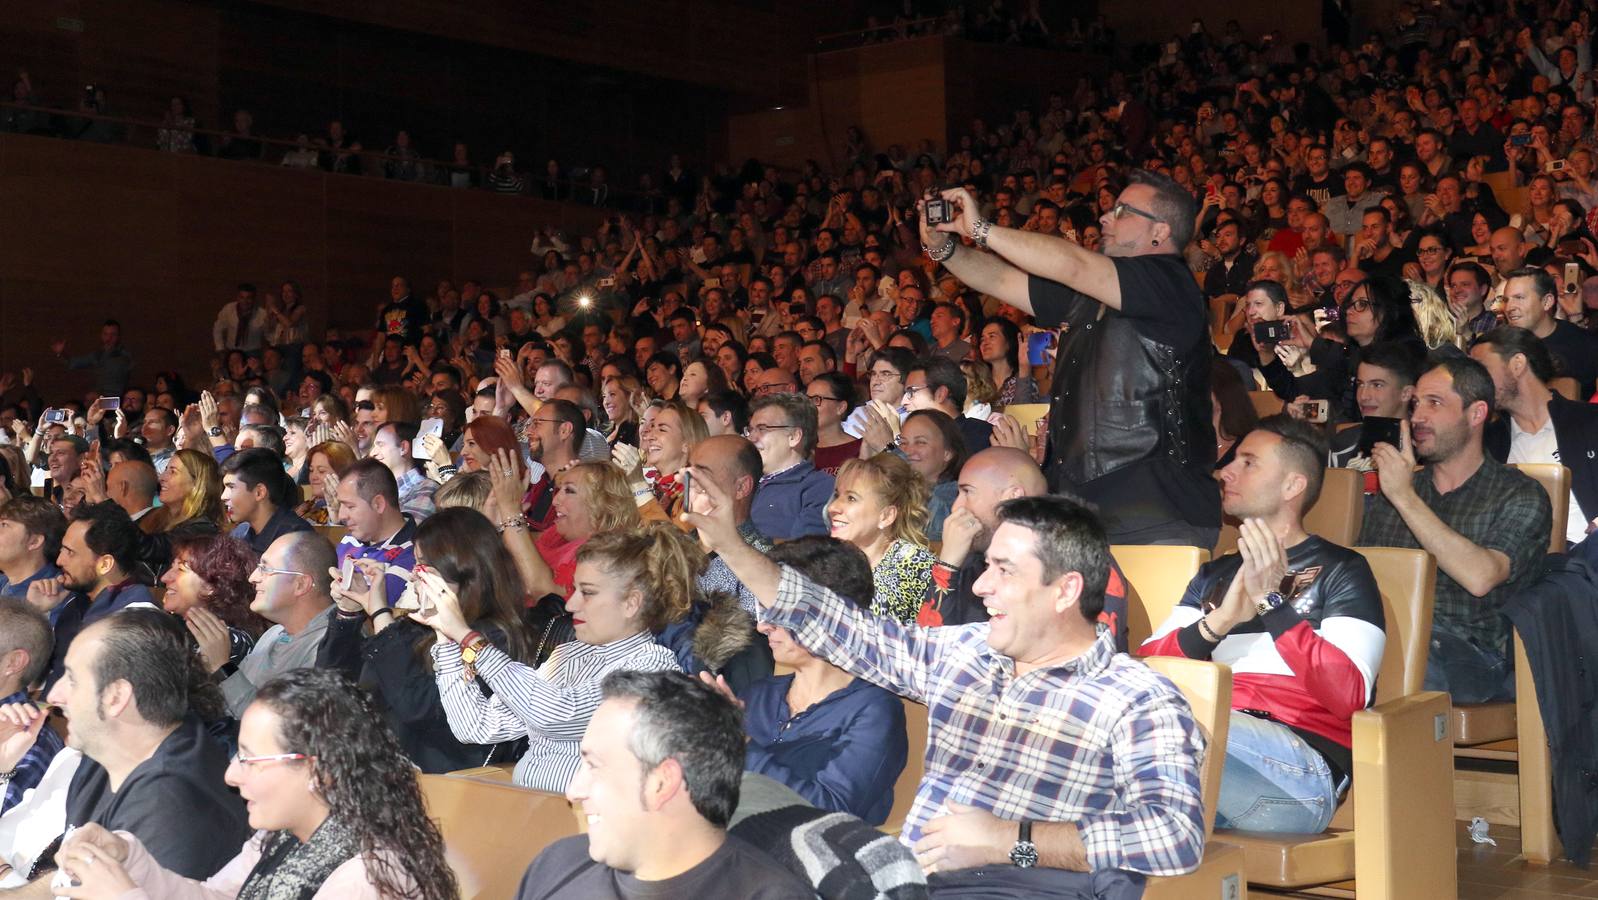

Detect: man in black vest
[921,171,1219,547]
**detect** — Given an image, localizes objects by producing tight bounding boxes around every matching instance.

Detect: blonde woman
[141,448,226,572]
[1406,279,1466,353]
[824,454,935,623]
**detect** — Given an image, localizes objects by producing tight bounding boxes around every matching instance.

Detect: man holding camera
[920,173,1220,548]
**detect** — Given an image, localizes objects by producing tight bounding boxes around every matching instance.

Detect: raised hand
[184,606,233,674]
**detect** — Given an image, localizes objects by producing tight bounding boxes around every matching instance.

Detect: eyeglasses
[807,395,843,406]
[1344,298,1373,313]
[232,751,309,769]
[743,424,798,438]
[254,561,307,578]
[868,369,903,381]
[1417,246,1446,255]
[1110,202,1159,222]
[902,385,927,398]
[754,383,795,396]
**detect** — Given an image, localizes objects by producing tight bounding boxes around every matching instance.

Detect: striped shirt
[760,564,1208,877]
[0,690,62,815]
[432,631,681,792]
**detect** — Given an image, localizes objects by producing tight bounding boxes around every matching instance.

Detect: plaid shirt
[760,564,1207,876]
[1,690,63,814]
[1359,457,1551,655]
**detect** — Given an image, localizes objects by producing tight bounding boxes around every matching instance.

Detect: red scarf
[644,467,683,506]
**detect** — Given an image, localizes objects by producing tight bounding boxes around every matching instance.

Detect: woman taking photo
[419,523,696,791]
[977,318,1038,406]
[53,667,458,899]
[162,534,269,674]
[324,508,534,773]
[825,454,934,623]
[638,400,705,519]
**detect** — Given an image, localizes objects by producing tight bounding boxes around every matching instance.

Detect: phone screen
[1359,417,1403,456]
[682,469,694,513]
[1026,332,1057,366]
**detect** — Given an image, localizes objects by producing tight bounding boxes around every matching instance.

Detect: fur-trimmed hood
[690,591,758,671]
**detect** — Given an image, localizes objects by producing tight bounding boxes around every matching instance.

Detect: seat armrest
[1350,690,1457,900]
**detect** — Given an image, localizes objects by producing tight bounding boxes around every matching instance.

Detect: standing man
[211,284,269,354]
[52,320,134,400]
[923,172,1219,546]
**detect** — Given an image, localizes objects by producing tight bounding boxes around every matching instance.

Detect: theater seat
[880,698,929,836]
[1549,377,1580,401]
[316,523,348,546]
[998,403,1048,437]
[1248,390,1284,418]
[1215,547,1454,899]
[1112,545,1210,650]
[1449,464,1565,864]
[419,773,586,900]
[1214,467,1363,558]
[1141,657,1248,900]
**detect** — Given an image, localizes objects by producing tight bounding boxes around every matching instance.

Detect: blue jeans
[1423,623,1512,704]
[1215,711,1338,834]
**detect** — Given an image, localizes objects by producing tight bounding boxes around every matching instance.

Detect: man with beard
[1358,357,1550,703]
[27,501,159,688]
[915,448,1130,651]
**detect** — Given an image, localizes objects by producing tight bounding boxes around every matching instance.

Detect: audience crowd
[2,0,1598,895]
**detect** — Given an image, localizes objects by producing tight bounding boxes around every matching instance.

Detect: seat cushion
[1452,702,1516,745]
[1219,828,1354,888]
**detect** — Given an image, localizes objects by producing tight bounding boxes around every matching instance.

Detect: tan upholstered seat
[1112,545,1210,650]
[880,698,929,837]
[1550,376,1581,402]
[315,523,348,546]
[419,773,586,900]
[1216,467,1366,558]
[1142,657,1249,899]
[1216,547,1454,898]
[1449,464,1566,864]
[998,403,1049,437]
[1248,390,1284,418]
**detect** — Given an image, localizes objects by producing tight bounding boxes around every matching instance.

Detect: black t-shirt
[1357,246,1416,282]
[1293,172,1339,207]
[1029,255,1220,536]
[65,717,250,880]
[377,295,430,345]
[1544,319,1598,399]
[515,833,813,900]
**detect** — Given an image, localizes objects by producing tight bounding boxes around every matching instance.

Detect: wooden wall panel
[0,133,605,398]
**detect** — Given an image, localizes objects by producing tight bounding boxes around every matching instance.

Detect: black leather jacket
[1044,286,1216,491]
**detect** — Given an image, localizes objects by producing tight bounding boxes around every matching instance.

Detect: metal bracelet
[970,217,993,249]
[1197,617,1224,643]
[924,238,956,262]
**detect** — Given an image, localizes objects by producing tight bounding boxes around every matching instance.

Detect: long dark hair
[413,508,533,665]
[255,669,457,900]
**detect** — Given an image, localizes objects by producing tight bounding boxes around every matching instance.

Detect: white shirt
[1507,414,1590,546]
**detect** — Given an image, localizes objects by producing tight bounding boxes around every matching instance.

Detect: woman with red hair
[160,533,269,677]
[430,415,556,530]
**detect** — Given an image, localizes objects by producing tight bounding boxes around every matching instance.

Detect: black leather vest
[1045,298,1216,491]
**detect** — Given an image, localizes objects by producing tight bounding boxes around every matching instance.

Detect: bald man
[1488,227,1526,278]
[690,435,776,613]
[105,460,159,529]
[916,448,1131,650]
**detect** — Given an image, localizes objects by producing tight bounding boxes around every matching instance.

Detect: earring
[1151,238,1161,246]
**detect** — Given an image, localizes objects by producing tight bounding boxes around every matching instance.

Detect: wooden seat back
[419,773,585,900]
[1143,657,1232,844]
[1354,547,1436,703]
[881,698,929,836]
[1112,545,1211,650]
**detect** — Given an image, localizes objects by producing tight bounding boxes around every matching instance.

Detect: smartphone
[1547,159,1568,174]
[499,348,512,360]
[44,408,69,425]
[1026,331,1057,366]
[1565,262,1582,295]
[414,418,444,458]
[1358,416,1404,457]
[703,277,721,289]
[597,275,618,289]
[682,468,693,513]
[1298,399,1330,424]
[689,246,708,265]
[340,557,357,592]
[97,396,121,411]
[1253,320,1292,345]
[1509,133,1533,147]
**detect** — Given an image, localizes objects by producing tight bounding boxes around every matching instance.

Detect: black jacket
[1501,554,1598,866]
[1486,393,1598,532]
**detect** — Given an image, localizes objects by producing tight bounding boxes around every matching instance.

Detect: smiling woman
[827,455,934,622]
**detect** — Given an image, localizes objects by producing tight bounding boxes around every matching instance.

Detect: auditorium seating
[1141,656,1249,900]
[1248,390,1285,418]
[1450,464,1567,865]
[880,697,929,837]
[419,773,587,900]
[1549,377,1581,402]
[1123,544,1453,898]
[316,523,348,546]
[1113,544,1211,650]
[999,402,1049,437]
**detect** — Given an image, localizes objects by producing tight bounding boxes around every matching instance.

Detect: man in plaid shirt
[1359,356,1551,703]
[686,479,1206,891]
[0,602,63,814]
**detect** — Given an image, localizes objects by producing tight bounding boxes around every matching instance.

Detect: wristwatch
[459,631,490,663]
[208,426,224,437]
[1256,590,1286,617]
[1009,821,1038,868]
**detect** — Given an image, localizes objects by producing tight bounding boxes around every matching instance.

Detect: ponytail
[577,522,706,632]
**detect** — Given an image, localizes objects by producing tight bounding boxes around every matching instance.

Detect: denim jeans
[1214,711,1338,834]
[1423,622,1513,704]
